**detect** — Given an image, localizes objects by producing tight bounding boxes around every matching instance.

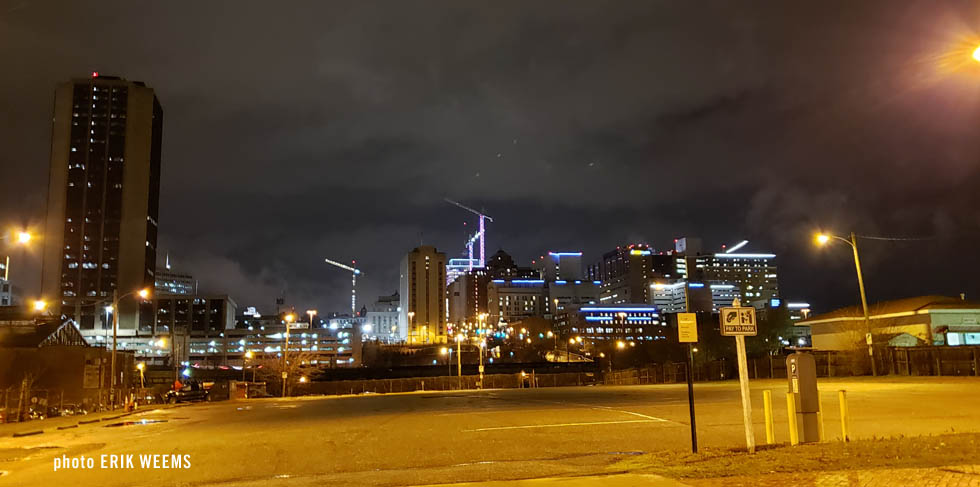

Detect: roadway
[1,377,978,486]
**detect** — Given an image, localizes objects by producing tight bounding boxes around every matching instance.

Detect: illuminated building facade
[40,74,162,335]
[547,279,599,316]
[555,304,666,342]
[648,280,742,314]
[688,252,779,306]
[487,279,546,326]
[364,292,400,342]
[399,246,447,344]
[588,245,660,304]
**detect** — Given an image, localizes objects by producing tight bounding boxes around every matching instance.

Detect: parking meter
[786,352,820,443]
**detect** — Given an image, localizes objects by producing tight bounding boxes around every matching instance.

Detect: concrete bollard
[839,389,850,442]
[763,390,775,444]
[786,391,799,446]
[817,391,825,442]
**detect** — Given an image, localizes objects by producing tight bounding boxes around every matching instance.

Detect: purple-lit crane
[444,198,493,271]
[324,257,362,317]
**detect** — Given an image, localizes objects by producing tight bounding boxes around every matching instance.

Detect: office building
[152,294,236,336]
[487,278,546,327]
[534,251,584,281]
[448,271,485,325]
[588,245,660,304]
[399,246,447,344]
[672,238,779,307]
[447,249,538,327]
[554,304,666,343]
[40,74,162,336]
[649,280,741,314]
[547,279,600,316]
[688,252,779,306]
[154,256,194,295]
[364,292,400,342]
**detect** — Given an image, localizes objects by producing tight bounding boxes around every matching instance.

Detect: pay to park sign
[719,306,758,336]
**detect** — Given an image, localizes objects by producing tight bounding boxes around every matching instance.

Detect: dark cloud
[2,1,980,314]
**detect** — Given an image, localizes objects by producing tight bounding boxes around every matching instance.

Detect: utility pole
[110,288,118,409]
[850,232,876,377]
[282,313,296,397]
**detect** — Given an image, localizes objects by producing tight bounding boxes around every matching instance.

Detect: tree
[253,351,319,396]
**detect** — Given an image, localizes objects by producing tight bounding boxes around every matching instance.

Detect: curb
[2,402,191,439]
[12,430,43,438]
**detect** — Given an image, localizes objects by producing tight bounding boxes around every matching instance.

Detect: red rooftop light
[92,71,99,78]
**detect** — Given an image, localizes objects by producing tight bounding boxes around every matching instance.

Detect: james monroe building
[40,74,162,337]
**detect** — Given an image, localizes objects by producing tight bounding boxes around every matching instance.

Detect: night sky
[2,1,980,315]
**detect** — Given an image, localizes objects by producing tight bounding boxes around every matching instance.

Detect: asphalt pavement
[1,377,978,486]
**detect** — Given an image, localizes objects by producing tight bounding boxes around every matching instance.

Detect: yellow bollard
[763,390,775,444]
[786,391,799,446]
[839,389,850,442]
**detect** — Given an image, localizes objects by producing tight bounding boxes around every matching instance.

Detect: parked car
[165,380,210,403]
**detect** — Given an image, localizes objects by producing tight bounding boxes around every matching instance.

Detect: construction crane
[324,258,362,317]
[445,198,493,271]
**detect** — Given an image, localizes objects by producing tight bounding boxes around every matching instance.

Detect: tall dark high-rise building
[40,74,162,336]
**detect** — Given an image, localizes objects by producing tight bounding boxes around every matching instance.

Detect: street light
[32,300,46,312]
[815,232,876,376]
[283,313,296,397]
[973,45,980,63]
[2,229,34,281]
[136,362,145,389]
[408,311,416,344]
[110,287,152,408]
[306,309,317,329]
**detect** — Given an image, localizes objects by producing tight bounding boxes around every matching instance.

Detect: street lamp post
[816,232,876,376]
[282,313,296,397]
[110,287,150,408]
[408,312,415,344]
[306,309,317,329]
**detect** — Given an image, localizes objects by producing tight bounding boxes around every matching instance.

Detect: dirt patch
[612,433,980,479]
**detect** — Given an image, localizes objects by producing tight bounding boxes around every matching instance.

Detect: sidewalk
[418,473,690,486]
[0,403,186,439]
[689,465,980,486]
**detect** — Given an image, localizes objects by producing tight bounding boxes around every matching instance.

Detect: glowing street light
[2,230,35,281]
[32,300,47,312]
[109,287,152,408]
[814,231,875,376]
[306,309,317,328]
[973,45,980,63]
[282,313,296,397]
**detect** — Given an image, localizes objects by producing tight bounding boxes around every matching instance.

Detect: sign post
[720,300,757,453]
[678,312,699,453]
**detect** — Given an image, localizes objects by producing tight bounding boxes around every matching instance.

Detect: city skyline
[2,1,979,315]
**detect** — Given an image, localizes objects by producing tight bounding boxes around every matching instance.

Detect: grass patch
[612,432,980,479]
